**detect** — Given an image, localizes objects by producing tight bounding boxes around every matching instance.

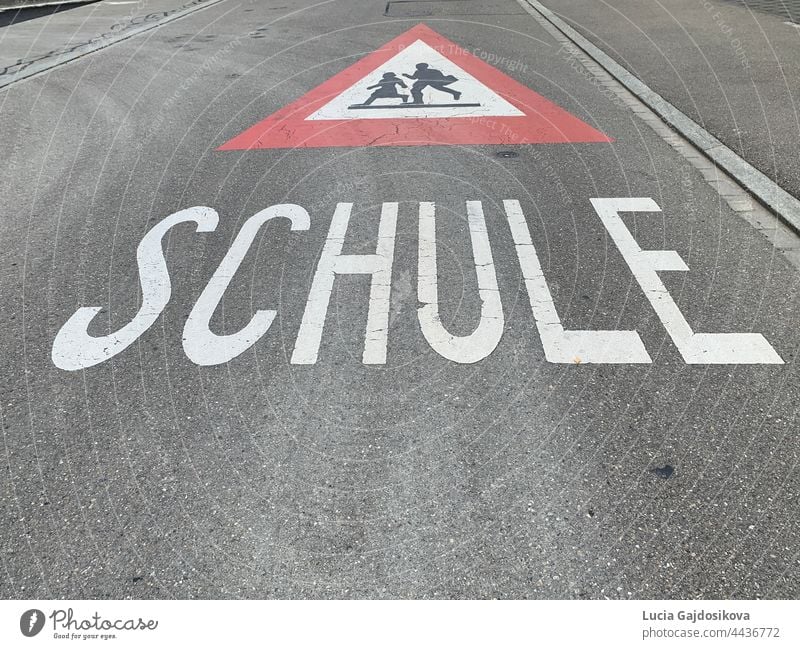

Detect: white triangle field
[305,40,525,120]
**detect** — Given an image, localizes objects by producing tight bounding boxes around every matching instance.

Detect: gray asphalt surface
[1,0,799,599]
[537,0,800,200]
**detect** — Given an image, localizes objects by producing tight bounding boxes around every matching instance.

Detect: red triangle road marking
[218,24,612,150]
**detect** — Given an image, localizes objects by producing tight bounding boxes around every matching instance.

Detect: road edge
[517,0,800,235]
[0,0,226,91]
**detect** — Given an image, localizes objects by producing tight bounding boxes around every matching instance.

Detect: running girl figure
[361,72,409,105]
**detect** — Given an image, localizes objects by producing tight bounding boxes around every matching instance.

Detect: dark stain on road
[650,464,675,479]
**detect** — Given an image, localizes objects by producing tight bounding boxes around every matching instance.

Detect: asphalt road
[1,0,799,599]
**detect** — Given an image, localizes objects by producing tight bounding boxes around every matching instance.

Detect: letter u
[417,201,504,363]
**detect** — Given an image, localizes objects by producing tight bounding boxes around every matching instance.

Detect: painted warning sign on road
[218,24,612,150]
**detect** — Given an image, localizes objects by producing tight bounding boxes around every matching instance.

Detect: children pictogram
[350,63,479,110]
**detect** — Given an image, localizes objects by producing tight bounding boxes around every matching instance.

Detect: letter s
[51,207,219,370]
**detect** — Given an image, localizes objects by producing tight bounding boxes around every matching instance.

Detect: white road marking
[291,202,398,365]
[51,207,219,371]
[182,205,310,366]
[504,199,651,363]
[591,197,784,364]
[52,199,784,369]
[305,40,524,120]
[417,201,505,363]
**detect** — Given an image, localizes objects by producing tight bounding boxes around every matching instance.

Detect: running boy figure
[361,72,409,105]
[404,63,461,104]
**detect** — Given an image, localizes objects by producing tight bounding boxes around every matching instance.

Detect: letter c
[182,204,310,366]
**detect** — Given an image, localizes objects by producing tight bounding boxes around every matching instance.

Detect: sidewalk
[0,0,212,80]
[537,0,800,200]
[0,0,93,12]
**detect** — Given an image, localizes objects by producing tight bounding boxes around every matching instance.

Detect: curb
[518,0,800,235]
